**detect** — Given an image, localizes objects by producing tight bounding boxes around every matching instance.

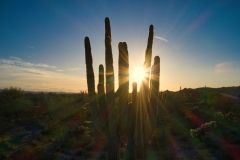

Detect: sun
[132,66,146,86]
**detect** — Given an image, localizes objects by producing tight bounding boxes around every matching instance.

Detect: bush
[1,86,24,99]
[0,86,32,116]
[190,121,218,147]
[190,121,217,138]
[208,92,234,113]
[213,112,225,121]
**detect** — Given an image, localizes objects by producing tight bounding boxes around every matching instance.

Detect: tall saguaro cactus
[84,17,160,159]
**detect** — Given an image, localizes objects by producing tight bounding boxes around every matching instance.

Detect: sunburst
[132,66,146,87]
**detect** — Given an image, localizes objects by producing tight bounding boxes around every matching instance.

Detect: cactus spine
[84,17,160,159]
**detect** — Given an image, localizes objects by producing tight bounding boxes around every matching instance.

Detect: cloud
[0,58,86,92]
[215,61,240,73]
[23,70,45,75]
[34,63,56,68]
[56,69,63,72]
[27,46,35,49]
[0,59,14,65]
[9,56,21,61]
[67,67,82,71]
[154,36,169,42]
[0,58,56,69]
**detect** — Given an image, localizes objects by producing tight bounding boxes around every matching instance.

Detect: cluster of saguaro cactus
[84,17,160,159]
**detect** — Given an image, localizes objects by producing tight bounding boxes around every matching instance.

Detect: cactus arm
[131,82,137,136]
[105,20,117,138]
[97,64,108,132]
[134,25,154,159]
[98,64,104,85]
[132,81,141,148]
[118,42,129,135]
[84,37,103,132]
[148,56,160,135]
[144,24,154,71]
[143,24,154,134]
[105,17,111,39]
[150,56,160,107]
[140,24,154,96]
[126,102,135,160]
[132,82,137,112]
[126,82,137,160]
[105,17,119,160]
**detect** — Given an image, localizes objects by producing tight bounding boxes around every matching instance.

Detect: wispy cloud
[215,61,240,73]
[154,36,169,42]
[0,58,86,92]
[56,69,63,72]
[23,69,45,75]
[67,67,82,71]
[0,58,56,69]
[27,46,35,49]
[35,63,56,68]
[9,56,21,61]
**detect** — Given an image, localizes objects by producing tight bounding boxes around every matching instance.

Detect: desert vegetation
[1,85,240,160]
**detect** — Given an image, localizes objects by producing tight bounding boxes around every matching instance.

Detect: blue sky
[0,0,240,92]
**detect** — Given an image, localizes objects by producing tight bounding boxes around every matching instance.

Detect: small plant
[190,121,218,147]
[213,111,225,121]
[190,121,217,138]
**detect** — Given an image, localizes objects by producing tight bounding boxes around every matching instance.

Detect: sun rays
[131,66,146,88]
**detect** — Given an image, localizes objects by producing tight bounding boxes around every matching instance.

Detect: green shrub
[190,121,218,148]
[0,87,32,116]
[213,112,225,121]
[208,92,234,113]
[190,121,217,138]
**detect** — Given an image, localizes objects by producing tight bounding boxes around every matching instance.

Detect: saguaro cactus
[204,85,207,105]
[84,17,160,159]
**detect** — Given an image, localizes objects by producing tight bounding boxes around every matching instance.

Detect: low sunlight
[131,66,146,88]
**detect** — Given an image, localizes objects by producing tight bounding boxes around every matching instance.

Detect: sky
[0,0,240,92]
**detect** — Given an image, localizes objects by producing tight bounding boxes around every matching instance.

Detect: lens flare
[132,66,146,87]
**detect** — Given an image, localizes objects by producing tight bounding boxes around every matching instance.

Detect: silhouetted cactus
[84,17,160,160]
[97,65,108,131]
[204,85,207,105]
[79,90,86,101]
[159,91,163,103]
